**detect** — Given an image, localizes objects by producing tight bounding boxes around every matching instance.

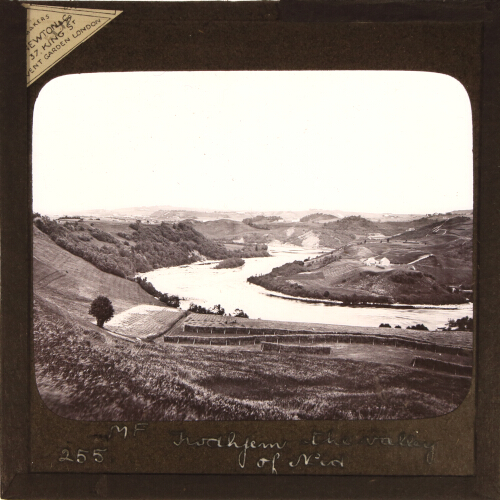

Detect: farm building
[364,257,390,267]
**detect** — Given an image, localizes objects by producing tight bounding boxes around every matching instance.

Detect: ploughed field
[106,305,186,340]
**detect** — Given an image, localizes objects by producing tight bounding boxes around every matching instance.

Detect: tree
[234,309,249,318]
[89,296,114,328]
[446,316,473,331]
[211,304,225,316]
[406,323,429,331]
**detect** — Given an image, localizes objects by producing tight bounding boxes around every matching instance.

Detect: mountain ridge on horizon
[41,205,473,223]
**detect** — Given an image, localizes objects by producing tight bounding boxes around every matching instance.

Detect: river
[141,245,473,330]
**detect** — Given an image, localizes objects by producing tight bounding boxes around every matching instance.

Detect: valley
[33,207,474,421]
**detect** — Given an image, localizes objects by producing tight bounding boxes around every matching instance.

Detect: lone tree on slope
[89,296,115,328]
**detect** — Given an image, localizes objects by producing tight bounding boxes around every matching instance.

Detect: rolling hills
[247,216,473,305]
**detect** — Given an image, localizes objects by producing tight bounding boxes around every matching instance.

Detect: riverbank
[264,290,471,310]
[247,259,469,306]
[142,246,473,330]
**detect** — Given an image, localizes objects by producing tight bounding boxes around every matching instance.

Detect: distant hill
[192,219,256,239]
[55,204,471,223]
[192,214,470,250]
[300,213,338,223]
[327,216,382,233]
[242,215,283,226]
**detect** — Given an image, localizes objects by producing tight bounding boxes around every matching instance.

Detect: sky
[32,71,473,216]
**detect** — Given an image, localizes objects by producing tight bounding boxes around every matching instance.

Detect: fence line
[411,356,472,376]
[164,332,472,357]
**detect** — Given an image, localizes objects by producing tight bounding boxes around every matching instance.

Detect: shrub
[188,303,212,314]
[159,293,180,308]
[89,229,118,244]
[211,304,225,316]
[214,257,245,269]
[233,309,249,318]
[187,303,230,316]
[135,277,161,298]
[379,323,391,328]
[406,324,429,331]
[390,270,423,284]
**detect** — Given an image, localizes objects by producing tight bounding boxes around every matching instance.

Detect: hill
[33,227,161,325]
[392,216,472,241]
[193,214,469,249]
[300,213,338,223]
[34,216,231,277]
[247,215,473,306]
[33,222,472,422]
[191,219,255,240]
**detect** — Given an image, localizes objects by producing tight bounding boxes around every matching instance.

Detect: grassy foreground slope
[34,297,470,421]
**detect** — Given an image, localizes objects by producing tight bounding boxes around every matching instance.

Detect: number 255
[59,448,107,463]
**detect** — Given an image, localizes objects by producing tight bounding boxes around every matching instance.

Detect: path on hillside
[408,254,433,265]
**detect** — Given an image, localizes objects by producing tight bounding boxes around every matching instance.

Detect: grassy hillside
[34,297,470,421]
[34,216,231,277]
[34,227,160,322]
[248,229,472,305]
[393,216,472,241]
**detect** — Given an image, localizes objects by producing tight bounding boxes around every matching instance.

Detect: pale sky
[32,71,473,216]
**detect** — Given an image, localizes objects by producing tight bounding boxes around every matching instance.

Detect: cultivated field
[106,305,186,340]
[179,313,473,349]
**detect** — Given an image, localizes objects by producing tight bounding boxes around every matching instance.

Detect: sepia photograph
[32,70,473,422]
